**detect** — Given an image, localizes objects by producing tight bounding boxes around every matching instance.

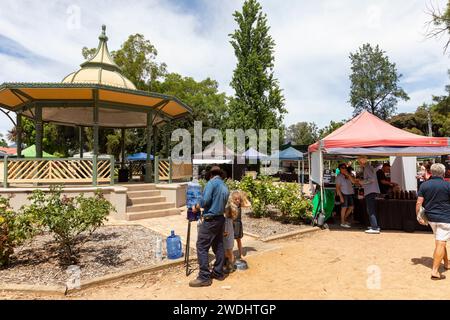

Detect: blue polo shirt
[200,176,229,217]
[418,177,450,223]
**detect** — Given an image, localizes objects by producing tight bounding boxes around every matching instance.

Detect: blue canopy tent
[270,147,305,192]
[273,147,304,160]
[127,152,154,161]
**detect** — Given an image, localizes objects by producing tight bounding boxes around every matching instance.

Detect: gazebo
[0,26,192,185]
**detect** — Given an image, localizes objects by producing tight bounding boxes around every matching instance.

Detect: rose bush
[0,197,36,267]
[20,186,115,264]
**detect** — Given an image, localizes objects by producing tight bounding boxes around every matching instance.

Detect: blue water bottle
[186,180,202,221]
[166,230,182,259]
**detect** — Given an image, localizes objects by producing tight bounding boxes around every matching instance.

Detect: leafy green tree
[0,134,7,148]
[428,70,450,136]
[228,0,286,133]
[155,73,229,130]
[388,102,449,137]
[426,0,450,52]
[389,105,429,136]
[349,44,409,120]
[112,34,167,91]
[285,122,319,145]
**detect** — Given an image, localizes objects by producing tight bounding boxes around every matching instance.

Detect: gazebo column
[145,111,154,183]
[92,93,99,186]
[121,128,126,169]
[165,122,170,158]
[16,113,22,158]
[34,105,43,158]
[79,126,84,158]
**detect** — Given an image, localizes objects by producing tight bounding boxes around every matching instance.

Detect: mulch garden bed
[242,209,311,240]
[0,225,165,287]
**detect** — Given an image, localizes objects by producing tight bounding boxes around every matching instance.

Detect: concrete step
[127,208,181,221]
[128,196,166,205]
[127,202,175,213]
[125,184,157,192]
[127,190,161,199]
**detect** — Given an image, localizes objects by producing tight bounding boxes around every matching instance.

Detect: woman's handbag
[417,206,428,225]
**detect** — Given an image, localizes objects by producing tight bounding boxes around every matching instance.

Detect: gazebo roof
[62,25,136,90]
[0,26,192,128]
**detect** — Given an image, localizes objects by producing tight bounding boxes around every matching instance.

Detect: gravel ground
[0,225,165,287]
[241,210,310,240]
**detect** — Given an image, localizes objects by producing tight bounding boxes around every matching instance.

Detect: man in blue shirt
[416,163,450,280]
[189,166,229,287]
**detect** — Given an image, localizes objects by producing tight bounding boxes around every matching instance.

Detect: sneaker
[189,278,212,287]
[340,223,351,228]
[365,229,380,234]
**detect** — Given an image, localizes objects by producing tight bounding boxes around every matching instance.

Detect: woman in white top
[336,163,359,228]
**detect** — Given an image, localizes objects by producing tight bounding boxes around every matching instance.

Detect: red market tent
[308,111,449,155]
[307,111,450,225]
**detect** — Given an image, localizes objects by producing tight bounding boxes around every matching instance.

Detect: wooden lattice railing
[1,157,114,186]
[158,158,192,181]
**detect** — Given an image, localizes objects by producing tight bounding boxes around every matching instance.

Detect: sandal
[431,274,446,280]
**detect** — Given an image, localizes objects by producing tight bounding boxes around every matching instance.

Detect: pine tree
[229,0,286,132]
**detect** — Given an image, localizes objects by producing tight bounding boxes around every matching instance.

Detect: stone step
[127,208,181,221]
[127,190,161,199]
[127,202,175,213]
[128,196,166,205]
[125,184,157,192]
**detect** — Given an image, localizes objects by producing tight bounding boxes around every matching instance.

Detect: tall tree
[426,0,450,52]
[349,43,409,120]
[228,0,286,133]
[430,70,450,136]
[285,122,319,145]
[155,73,229,130]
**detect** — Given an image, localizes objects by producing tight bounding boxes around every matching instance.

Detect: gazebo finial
[99,24,108,41]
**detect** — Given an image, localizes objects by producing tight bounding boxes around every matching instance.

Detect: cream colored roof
[62,25,137,90]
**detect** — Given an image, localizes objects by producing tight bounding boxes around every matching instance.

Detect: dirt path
[1,229,448,300]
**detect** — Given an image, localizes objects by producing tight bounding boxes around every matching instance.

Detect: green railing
[1,156,115,188]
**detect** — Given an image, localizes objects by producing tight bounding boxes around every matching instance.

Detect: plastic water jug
[155,237,162,261]
[166,230,182,259]
[186,180,202,221]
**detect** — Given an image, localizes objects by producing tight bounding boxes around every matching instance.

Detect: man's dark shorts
[342,194,354,208]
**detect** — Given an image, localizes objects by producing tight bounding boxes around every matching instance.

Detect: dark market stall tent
[193,141,236,179]
[308,111,450,221]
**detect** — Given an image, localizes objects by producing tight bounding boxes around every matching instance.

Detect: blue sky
[0,0,448,139]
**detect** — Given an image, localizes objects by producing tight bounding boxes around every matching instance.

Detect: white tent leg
[319,141,325,226]
[302,159,305,187]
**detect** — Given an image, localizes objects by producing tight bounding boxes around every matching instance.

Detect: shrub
[0,197,36,267]
[21,186,115,264]
[228,177,313,222]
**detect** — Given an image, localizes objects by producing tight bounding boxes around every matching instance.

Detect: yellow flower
[0,216,4,224]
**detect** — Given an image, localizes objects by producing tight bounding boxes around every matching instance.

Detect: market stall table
[352,197,431,232]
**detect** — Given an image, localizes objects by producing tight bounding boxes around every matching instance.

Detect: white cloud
[0,0,448,139]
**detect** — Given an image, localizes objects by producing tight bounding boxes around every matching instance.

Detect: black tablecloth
[352,198,431,232]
